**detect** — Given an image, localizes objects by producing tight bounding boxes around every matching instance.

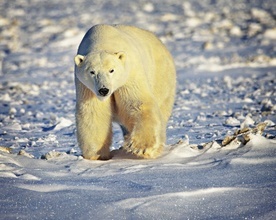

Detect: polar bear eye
[90,71,95,75]
[109,69,114,73]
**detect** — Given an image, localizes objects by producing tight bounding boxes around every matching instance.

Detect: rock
[247,23,262,37]
[234,127,250,136]
[263,120,275,127]
[42,151,66,160]
[202,41,214,50]
[252,122,267,135]
[222,135,236,146]
[240,115,255,129]
[18,150,34,158]
[0,146,13,153]
[261,99,275,112]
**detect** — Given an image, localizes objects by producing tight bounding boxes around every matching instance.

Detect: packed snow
[0,0,275,219]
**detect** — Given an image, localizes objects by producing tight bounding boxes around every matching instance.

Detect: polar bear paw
[123,136,164,159]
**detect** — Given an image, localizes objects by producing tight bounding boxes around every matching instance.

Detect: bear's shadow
[110,148,144,160]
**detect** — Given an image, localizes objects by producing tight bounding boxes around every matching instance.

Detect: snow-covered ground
[0,0,275,219]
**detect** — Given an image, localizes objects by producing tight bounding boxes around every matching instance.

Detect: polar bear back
[78,24,162,55]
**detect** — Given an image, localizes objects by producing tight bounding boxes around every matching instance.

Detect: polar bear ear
[115,51,126,62]
[74,54,85,66]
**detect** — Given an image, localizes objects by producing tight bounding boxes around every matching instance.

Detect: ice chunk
[224,117,240,127]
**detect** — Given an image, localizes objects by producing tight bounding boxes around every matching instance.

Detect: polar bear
[74,24,176,160]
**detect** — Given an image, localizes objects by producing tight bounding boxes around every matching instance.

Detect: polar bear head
[74,51,127,100]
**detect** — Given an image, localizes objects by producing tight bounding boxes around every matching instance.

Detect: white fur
[74,24,176,160]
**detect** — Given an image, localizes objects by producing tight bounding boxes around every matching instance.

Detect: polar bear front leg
[123,101,166,159]
[76,98,112,160]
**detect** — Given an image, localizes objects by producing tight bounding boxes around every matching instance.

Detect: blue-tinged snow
[0,0,275,219]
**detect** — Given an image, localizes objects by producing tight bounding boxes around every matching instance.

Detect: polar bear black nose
[98,88,109,96]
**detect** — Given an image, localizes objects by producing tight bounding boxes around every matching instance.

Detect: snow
[0,0,275,219]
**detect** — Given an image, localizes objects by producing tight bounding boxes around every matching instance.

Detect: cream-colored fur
[74,24,176,160]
